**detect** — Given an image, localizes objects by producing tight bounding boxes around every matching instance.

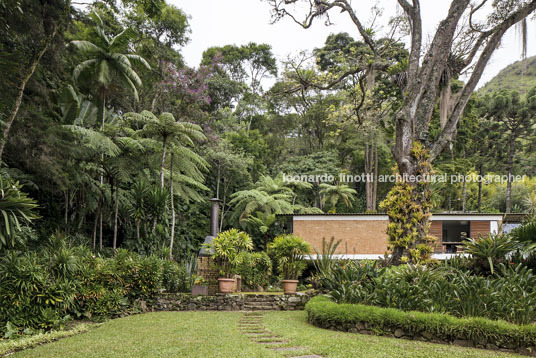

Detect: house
[278,213,524,259]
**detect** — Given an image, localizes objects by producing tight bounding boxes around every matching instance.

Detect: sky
[171,0,536,88]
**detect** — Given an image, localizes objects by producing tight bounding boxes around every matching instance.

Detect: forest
[1,0,536,259]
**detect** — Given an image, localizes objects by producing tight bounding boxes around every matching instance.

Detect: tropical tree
[125,109,208,256]
[125,110,206,188]
[229,175,294,222]
[319,183,357,213]
[71,12,150,130]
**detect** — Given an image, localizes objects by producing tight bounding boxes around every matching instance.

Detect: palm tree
[319,183,357,213]
[126,110,208,257]
[229,176,294,222]
[71,12,150,130]
[167,143,209,259]
[125,110,206,188]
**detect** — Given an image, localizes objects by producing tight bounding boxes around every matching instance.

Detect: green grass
[12,311,522,358]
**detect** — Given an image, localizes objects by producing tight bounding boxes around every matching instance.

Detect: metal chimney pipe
[209,198,220,238]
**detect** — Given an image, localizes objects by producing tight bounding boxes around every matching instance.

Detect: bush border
[305,296,536,356]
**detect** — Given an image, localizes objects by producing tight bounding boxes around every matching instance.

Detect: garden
[3,217,536,356]
[4,0,536,357]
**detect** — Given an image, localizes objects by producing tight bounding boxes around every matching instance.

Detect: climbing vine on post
[380,142,435,265]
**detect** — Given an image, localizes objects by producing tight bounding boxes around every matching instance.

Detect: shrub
[207,229,253,278]
[321,260,536,324]
[268,234,310,280]
[235,251,272,289]
[463,234,516,274]
[306,296,536,353]
[0,241,188,336]
[162,260,188,293]
[309,237,341,288]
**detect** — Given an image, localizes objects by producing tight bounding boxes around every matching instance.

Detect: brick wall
[293,218,389,254]
[196,257,219,295]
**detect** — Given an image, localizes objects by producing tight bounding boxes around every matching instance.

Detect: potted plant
[268,234,311,294]
[207,229,253,293]
[191,275,208,296]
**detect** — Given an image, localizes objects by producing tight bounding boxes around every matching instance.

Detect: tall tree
[71,12,150,130]
[483,88,536,213]
[267,0,536,263]
[0,0,71,162]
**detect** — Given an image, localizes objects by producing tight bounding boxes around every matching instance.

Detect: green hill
[479,56,536,96]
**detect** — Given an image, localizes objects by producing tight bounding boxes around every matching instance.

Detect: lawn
[12,311,522,358]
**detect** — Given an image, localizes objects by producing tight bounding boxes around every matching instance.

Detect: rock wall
[152,292,314,311]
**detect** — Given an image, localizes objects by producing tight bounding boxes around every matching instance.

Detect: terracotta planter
[282,279,299,294]
[218,278,235,293]
[191,285,208,296]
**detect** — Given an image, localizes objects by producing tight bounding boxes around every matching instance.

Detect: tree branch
[431,0,536,161]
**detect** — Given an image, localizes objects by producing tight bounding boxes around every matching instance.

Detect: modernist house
[279,213,523,259]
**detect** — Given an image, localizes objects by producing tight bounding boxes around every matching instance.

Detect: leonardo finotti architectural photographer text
[282,173,526,185]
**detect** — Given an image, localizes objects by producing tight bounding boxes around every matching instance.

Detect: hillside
[479,56,536,96]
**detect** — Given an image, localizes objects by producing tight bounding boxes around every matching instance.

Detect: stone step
[244,302,280,311]
[244,305,280,311]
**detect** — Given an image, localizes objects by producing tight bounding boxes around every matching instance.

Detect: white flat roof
[307,253,470,260]
[293,214,503,221]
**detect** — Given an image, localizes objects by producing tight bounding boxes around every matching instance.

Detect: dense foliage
[0,236,188,336]
[318,260,536,324]
[1,0,535,266]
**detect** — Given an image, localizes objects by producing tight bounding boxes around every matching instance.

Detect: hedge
[305,296,536,356]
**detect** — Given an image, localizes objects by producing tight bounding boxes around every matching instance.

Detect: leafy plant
[463,234,516,274]
[207,229,253,278]
[267,234,310,280]
[192,275,207,286]
[235,251,272,288]
[309,237,341,288]
[0,175,39,249]
[510,217,536,251]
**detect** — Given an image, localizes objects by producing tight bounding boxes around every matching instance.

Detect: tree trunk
[462,176,467,213]
[98,94,106,247]
[388,142,432,265]
[365,142,373,211]
[64,191,69,225]
[0,24,58,162]
[136,220,141,243]
[478,164,483,212]
[113,184,119,249]
[93,212,98,252]
[160,135,167,188]
[506,136,515,213]
[99,209,103,251]
[372,141,378,211]
[169,153,175,260]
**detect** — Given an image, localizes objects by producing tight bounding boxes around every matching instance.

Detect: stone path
[238,312,323,358]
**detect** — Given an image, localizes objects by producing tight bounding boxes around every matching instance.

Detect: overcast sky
[172,0,536,88]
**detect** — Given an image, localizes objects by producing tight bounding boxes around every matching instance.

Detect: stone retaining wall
[152,292,314,311]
